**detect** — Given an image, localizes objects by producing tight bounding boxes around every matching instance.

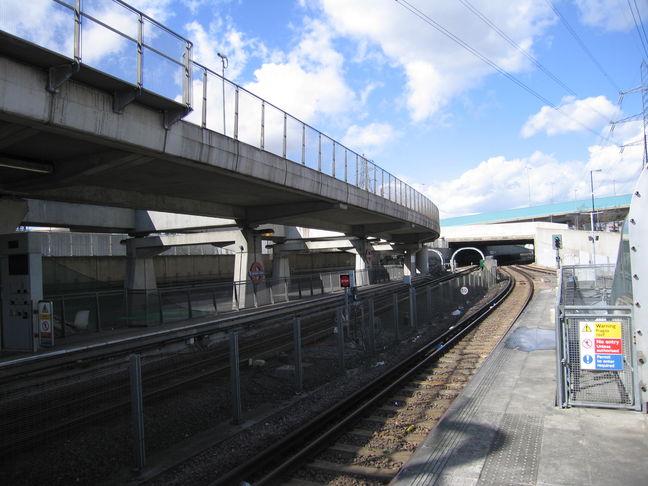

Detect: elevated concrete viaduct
[0,33,438,246]
[0,23,439,350]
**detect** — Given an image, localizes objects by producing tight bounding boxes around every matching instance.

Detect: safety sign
[38,300,54,347]
[579,321,623,371]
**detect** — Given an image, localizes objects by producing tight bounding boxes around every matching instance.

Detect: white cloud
[521,95,621,138]
[341,123,401,157]
[319,0,556,122]
[244,18,355,124]
[574,0,648,32]
[185,20,264,81]
[420,121,644,218]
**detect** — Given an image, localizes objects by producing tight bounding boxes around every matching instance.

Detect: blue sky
[3,0,646,217]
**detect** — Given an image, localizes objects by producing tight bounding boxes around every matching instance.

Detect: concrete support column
[352,239,373,286]
[124,240,159,290]
[271,252,290,281]
[233,228,265,309]
[415,247,429,275]
[403,251,415,278]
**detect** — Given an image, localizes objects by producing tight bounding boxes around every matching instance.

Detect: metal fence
[556,264,640,409]
[1,268,497,483]
[45,267,402,339]
[1,0,437,220]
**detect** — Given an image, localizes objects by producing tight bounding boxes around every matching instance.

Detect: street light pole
[525,165,531,207]
[589,169,602,264]
[217,52,228,136]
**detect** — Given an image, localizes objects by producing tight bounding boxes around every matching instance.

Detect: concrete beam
[22,200,237,233]
[0,197,27,233]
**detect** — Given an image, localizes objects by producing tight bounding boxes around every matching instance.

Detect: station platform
[391,278,648,486]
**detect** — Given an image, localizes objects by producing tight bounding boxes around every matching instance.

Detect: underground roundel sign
[249,261,265,284]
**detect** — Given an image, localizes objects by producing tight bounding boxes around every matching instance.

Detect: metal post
[73,0,81,63]
[336,308,345,371]
[344,150,348,182]
[229,331,242,424]
[409,286,418,331]
[218,53,228,135]
[590,169,602,264]
[393,293,400,342]
[283,113,287,158]
[187,290,193,319]
[301,123,306,165]
[157,291,164,324]
[260,101,265,149]
[332,141,336,178]
[129,354,146,471]
[293,317,303,393]
[367,298,376,355]
[426,286,433,325]
[234,86,239,140]
[124,290,130,327]
[201,69,207,128]
[318,133,322,171]
[345,288,350,328]
[95,293,101,332]
[60,297,67,338]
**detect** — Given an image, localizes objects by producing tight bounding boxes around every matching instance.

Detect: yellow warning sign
[582,324,592,332]
[595,322,622,339]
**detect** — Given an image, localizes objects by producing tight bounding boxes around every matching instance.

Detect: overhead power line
[457,0,576,96]
[545,0,621,92]
[393,0,607,139]
[627,0,648,61]
[458,0,613,126]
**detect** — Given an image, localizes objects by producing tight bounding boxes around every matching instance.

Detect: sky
[2,0,647,218]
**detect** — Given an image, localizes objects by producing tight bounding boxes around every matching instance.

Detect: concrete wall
[535,227,621,268]
[42,254,239,293]
[290,252,355,274]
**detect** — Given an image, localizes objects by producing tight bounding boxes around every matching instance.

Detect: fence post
[393,293,400,342]
[409,286,418,331]
[129,354,146,471]
[367,298,376,355]
[60,296,67,338]
[187,290,193,319]
[293,317,303,393]
[229,331,242,424]
[336,308,345,371]
[158,291,164,324]
[95,292,101,332]
[426,286,433,325]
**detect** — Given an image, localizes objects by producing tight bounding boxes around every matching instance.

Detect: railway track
[0,270,474,457]
[211,266,536,486]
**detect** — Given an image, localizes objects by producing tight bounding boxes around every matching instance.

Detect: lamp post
[589,169,602,264]
[525,165,532,207]
[217,52,228,136]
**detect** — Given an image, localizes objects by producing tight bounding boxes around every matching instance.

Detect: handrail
[7,0,438,222]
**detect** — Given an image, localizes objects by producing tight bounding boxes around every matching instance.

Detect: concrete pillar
[233,228,266,309]
[415,247,429,275]
[352,239,374,286]
[271,252,290,281]
[403,251,415,278]
[0,198,28,233]
[124,240,160,290]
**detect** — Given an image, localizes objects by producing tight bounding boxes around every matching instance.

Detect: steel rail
[210,269,517,486]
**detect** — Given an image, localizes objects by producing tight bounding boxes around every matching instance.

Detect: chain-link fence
[1,268,498,484]
[556,264,639,410]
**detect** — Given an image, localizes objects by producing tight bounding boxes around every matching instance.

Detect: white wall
[535,227,621,268]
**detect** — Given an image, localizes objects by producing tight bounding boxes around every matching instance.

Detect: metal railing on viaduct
[3,0,435,220]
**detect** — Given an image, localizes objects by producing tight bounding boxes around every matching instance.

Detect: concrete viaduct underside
[0,33,439,246]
